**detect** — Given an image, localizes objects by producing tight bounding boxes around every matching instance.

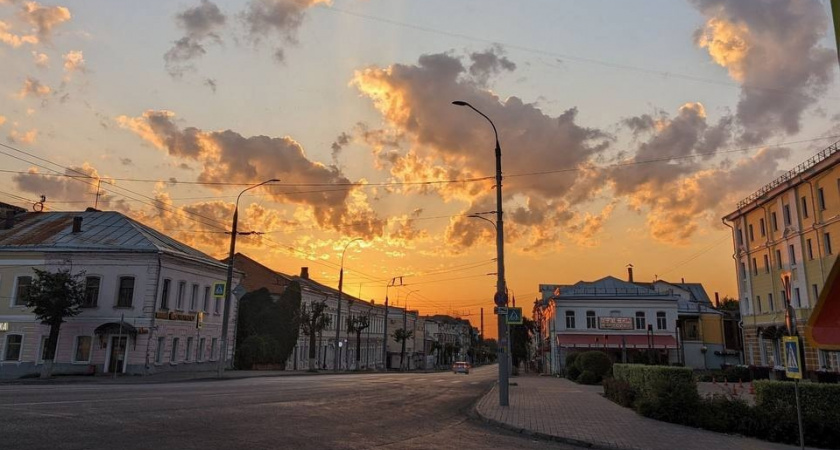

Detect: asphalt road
[0,365,581,450]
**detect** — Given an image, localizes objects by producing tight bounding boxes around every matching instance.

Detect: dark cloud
[691,0,835,143]
[330,131,351,162]
[164,0,226,78]
[120,157,133,166]
[468,46,516,86]
[204,77,217,92]
[242,0,328,62]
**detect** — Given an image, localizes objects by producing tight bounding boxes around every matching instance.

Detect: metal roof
[0,211,224,268]
[557,276,673,299]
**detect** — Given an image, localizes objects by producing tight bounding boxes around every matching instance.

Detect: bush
[603,377,636,407]
[577,370,598,385]
[565,352,580,368]
[613,363,694,400]
[566,364,581,381]
[696,395,757,435]
[754,380,840,448]
[574,351,613,383]
[614,364,698,425]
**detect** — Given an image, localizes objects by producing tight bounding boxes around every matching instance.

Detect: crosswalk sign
[506,307,523,325]
[783,336,802,379]
[213,282,226,298]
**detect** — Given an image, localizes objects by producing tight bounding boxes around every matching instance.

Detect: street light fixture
[453,100,509,406]
[218,178,279,378]
[335,238,363,371]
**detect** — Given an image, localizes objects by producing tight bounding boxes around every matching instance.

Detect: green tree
[718,296,740,312]
[392,328,413,371]
[346,314,370,370]
[275,281,302,365]
[24,268,86,378]
[300,300,331,371]
[510,317,535,370]
[234,283,301,369]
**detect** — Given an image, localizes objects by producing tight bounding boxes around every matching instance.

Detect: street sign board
[494,291,508,307]
[599,317,633,330]
[784,336,803,380]
[212,282,226,298]
[506,307,523,325]
[494,306,508,315]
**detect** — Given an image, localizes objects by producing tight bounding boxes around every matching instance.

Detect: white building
[536,276,680,375]
[0,211,239,378]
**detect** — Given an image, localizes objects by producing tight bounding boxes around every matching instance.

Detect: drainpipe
[144,253,163,374]
[722,217,749,365]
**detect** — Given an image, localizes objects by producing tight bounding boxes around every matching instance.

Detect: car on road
[452,362,470,374]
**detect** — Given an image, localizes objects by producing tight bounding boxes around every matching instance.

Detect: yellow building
[724,141,840,372]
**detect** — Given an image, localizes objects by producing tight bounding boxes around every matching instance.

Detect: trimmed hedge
[613,363,694,400]
[613,364,699,425]
[754,381,840,448]
[602,377,635,407]
[576,351,612,382]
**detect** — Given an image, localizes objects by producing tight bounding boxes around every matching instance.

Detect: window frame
[656,311,667,330]
[585,310,596,329]
[771,212,778,231]
[768,293,775,312]
[776,249,783,269]
[202,286,210,312]
[763,254,770,274]
[756,295,762,313]
[160,278,171,310]
[170,337,180,363]
[634,311,646,330]
[748,224,754,242]
[3,334,23,361]
[783,204,792,226]
[818,187,826,211]
[198,337,206,362]
[83,275,101,308]
[825,232,833,255]
[11,275,32,307]
[189,283,199,312]
[788,245,796,266]
[185,337,194,362]
[564,310,575,329]
[210,338,218,361]
[72,335,93,364]
[116,276,135,308]
[759,218,766,237]
[807,239,814,260]
[176,281,186,310]
[801,196,809,219]
[155,337,166,364]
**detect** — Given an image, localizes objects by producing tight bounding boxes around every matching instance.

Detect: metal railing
[736,141,840,210]
[558,288,671,297]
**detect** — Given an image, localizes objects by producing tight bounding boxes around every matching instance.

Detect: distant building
[423,315,474,367]
[0,211,238,378]
[723,141,840,372]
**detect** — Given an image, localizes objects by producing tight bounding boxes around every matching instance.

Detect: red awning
[556,333,677,349]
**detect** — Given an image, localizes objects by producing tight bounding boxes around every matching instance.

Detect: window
[807,239,814,260]
[788,245,796,266]
[740,262,747,280]
[74,336,92,363]
[759,218,766,237]
[656,312,666,330]
[202,286,210,312]
[818,187,826,210]
[801,196,809,218]
[565,311,575,329]
[794,288,801,308]
[171,338,179,363]
[160,279,171,310]
[756,295,762,313]
[83,276,100,307]
[198,337,206,361]
[748,224,754,241]
[155,337,165,364]
[635,311,646,330]
[813,284,820,301]
[763,254,770,274]
[751,258,758,276]
[211,338,218,360]
[176,281,186,310]
[736,228,743,246]
[776,249,783,269]
[3,335,22,361]
[13,275,32,306]
[586,311,596,329]
[38,335,49,362]
[768,293,774,312]
[819,350,833,370]
[783,204,792,226]
[117,277,135,307]
[185,337,194,362]
[771,212,778,231]
[190,284,199,311]
[825,232,833,255]
[215,297,221,314]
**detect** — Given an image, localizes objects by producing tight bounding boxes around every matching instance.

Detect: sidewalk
[475,374,812,450]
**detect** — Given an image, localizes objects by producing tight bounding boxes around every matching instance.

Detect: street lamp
[453,100,509,406]
[218,178,279,378]
[335,238,363,371]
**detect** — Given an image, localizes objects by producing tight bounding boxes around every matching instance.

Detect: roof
[0,211,225,268]
[650,280,720,314]
[291,272,384,310]
[556,276,673,300]
[228,253,293,295]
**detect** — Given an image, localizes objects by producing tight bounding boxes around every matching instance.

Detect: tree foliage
[300,298,331,371]
[510,317,534,368]
[347,314,370,369]
[234,282,302,369]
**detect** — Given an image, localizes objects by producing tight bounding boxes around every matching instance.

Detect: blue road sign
[783,336,802,379]
[213,282,226,297]
[506,307,523,325]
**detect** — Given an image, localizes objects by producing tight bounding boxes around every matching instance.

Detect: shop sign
[0,322,7,331]
[598,317,633,330]
[155,311,197,322]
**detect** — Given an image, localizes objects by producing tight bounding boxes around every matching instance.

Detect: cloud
[330,131,351,161]
[31,50,48,67]
[241,0,330,62]
[468,46,516,86]
[0,20,37,47]
[204,77,217,92]
[164,0,226,78]
[0,116,6,126]
[7,127,37,144]
[18,1,71,42]
[119,157,133,166]
[62,50,84,73]
[17,76,50,98]
[691,0,835,143]
[11,164,133,213]
[116,109,385,238]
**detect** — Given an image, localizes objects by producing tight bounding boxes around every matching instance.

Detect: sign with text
[155,311,197,322]
[598,317,633,330]
[0,322,7,331]
[784,336,803,380]
[494,306,508,315]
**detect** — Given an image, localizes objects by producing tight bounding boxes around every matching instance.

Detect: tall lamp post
[453,100,509,406]
[218,178,279,378]
[335,238,363,371]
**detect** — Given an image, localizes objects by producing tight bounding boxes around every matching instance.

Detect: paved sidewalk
[475,374,813,450]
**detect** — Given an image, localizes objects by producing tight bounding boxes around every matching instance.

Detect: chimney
[715,292,720,308]
[681,277,685,284]
[300,267,309,279]
[627,264,634,283]
[3,211,13,230]
[72,216,83,233]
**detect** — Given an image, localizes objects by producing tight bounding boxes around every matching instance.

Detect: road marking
[450,380,461,384]
[470,381,479,385]
[432,379,444,383]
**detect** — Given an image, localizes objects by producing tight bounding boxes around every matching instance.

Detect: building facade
[724,141,840,372]
[0,211,238,379]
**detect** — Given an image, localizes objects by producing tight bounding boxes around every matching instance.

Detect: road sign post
[506,307,523,325]
[784,334,806,450]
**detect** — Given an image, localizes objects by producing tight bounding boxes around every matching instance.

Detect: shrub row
[606,364,840,449]
[566,351,612,385]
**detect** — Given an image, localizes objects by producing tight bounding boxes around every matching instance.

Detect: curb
[472,384,628,450]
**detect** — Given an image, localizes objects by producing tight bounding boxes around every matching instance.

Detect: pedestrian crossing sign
[213,282,226,298]
[506,307,523,325]
[783,336,802,379]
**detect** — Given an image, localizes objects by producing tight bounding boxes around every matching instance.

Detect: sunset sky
[1,0,839,337]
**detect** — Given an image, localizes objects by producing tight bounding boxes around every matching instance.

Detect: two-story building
[536,275,679,375]
[0,210,238,378]
[724,141,840,372]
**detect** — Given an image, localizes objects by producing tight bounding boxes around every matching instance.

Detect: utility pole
[480,307,484,365]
